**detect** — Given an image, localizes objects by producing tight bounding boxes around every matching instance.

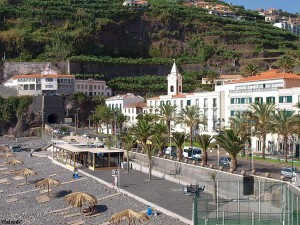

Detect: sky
[222,0,300,14]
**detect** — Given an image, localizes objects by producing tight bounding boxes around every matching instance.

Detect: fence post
[258,181,261,221]
[217,181,219,220]
[252,213,254,225]
[222,211,225,225]
[297,197,299,225]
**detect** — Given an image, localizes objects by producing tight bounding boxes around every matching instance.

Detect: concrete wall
[129,152,300,200]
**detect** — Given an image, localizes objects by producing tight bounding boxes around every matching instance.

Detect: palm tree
[35,178,61,196]
[109,209,149,225]
[242,63,260,77]
[122,134,135,173]
[195,134,213,165]
[14,168,37,184]
[132,119,156,180]
[172,132,186,159]
[158,104,177,144]
[278,55,295,73]
[210,172,217,203]
[151,133,167,157]
[215,129,247,171]
[178,105,206,146]
[250,102,275,158]
[270,110,296,162]
[94,105,112,134]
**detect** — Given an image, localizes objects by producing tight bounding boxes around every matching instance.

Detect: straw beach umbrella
[0,152,16,162]
[64,192,97,211]
[109,209,149,225]
[14,168,37,184]
[0,145,10,153]
[6,159,24,170]
[35,178,61,196]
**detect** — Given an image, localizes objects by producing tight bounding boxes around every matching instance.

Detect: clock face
[169,75,176,82]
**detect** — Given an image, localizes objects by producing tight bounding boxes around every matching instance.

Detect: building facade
[146,63,300,155]
[75,78,112,97]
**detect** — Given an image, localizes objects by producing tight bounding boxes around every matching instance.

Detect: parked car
[219,157,231,168]
[82,133,91,138]
[183,146,202,161]
[281,167,299,179]
[164,146,177,156]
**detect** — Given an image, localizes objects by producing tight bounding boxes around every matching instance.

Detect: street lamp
[113,111,117,148]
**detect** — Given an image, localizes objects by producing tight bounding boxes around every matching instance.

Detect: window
[180,100,183,108]
[81,84,84,89]
[30,84,35,90]
[46,78,53,82]
[160,101,165,106]
[230,98,235,104]
[204,98,208,107]
[94,85,97,89]
[195,99,199,106]
[204,109,208,119]
[77,84,80,89]
[36,84,41,90]
[187,100,191,106]
[255,97,263,104]
[279,96,292,103]
[213,98,217,107]
[166,100,171,105]
[170,86,174,92]
[46,85,53,88]
[179,86,182,92]
[266,97,275,103]
[230,111,235,117]
[241,98,245,104]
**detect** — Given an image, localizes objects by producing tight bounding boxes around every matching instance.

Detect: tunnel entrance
[48,114,58,124]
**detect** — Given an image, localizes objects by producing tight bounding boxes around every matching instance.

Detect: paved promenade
[82,168,203,222]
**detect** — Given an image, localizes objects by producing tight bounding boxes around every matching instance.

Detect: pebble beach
[0,149,186,225]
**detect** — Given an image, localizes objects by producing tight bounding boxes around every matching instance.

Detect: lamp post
[74,113,77,134]
[76,108,80,130]
[91,111,94,130]
[114,111,117,148]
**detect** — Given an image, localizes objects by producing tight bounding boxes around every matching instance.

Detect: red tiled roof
[171,93,187,99]
[147,96,160,100]
[232,70,300,83]
[13,74,75,79]
[124,101,147,108]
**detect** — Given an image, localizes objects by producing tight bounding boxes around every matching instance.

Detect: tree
[132,119,156,180]
[94,105,112,134]
[172,132,186,159]
[250,102,275,159]
[92,96,105,106]
[270,110,296,162]
[152,122,168,156]
[278,55,295,73]
[158,104,177,145]
[209,172,217,203]
[70,92,87,106]
[121,134,135,173]
[178,106,206,146]
[215,129,247,171]
[195,134,213,165]
[242,63,260,77]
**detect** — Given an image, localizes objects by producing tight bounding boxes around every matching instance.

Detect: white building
[273,21,300,35]
[4,68,75,96]
[123,101,147,127]
[106,93,144,111]
[75,78,112,97]
[123,0,148,8]
[146,63,300,155]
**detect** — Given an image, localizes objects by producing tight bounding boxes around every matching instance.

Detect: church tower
[167,60,182,96]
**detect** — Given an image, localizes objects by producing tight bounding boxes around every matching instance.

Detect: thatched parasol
[5,159,24,170]
[109,209,150,225]
[0,145,10,153]
[35,178,61,196]
[0,152,16,162]
[64,192,97,210]
[14,168,37,184]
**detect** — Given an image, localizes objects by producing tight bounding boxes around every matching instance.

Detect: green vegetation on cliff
[0,0,298,65]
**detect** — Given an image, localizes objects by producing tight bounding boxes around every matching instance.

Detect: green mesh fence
[193,180,300,225]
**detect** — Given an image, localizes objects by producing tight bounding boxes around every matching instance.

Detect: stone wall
[3,62,67,80]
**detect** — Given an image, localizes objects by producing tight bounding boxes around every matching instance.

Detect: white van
[183,146,202,161]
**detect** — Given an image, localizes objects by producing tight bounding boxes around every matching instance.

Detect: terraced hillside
[0,0,299,72]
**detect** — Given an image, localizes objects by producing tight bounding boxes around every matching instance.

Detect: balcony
[229,87,281,93]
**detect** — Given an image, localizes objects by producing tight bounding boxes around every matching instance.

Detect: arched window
[166,100,171,105]
[179,86,182,92]
[170,86,174,92]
